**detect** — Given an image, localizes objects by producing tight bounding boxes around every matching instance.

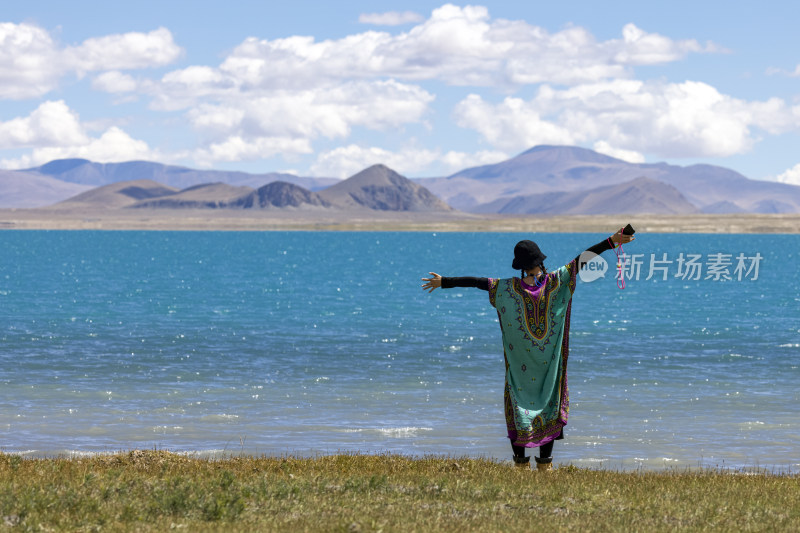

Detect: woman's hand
[421,272,442,293]
[611,227,636,246]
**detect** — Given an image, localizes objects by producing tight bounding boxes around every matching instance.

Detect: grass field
[1,451,798,532]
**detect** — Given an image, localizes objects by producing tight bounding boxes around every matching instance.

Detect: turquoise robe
[488,259,577,447]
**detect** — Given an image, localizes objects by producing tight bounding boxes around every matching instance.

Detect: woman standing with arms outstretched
[421,227,635,471]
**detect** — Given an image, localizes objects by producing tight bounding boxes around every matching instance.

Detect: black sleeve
[574,238,615,270]
[441,277,490,291]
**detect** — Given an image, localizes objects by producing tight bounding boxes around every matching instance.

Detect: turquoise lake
[0,230,797,471]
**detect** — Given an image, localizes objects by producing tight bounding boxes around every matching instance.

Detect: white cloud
[187,103,246,133]
[310,144,507,178]
[592,141,645,163]
[766,64,800,77]
[454,80,800,158]
[0,23,62,98]
[359,11,424,26]
[3,7,780,176]
[439,149,509,172]
[2,126,158,169]
[175,80,434,144]
[453,93,576,150]
[190,136,312,167]
[310,145,432,178]
[150,66,237,111]
[0,100,162,168]
[0,100,88,148]
[212,6,713,90]
[92,71,138,93]
[614,23,703,65]
[775,163,800,186]
[65,27,182,75]
[0,23,182,100]
[59,5,723,171]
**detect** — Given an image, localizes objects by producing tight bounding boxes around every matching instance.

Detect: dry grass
[1,451,798,532]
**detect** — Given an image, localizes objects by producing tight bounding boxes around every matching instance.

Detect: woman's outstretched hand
[611,227,636,246]
[421,272,442,293]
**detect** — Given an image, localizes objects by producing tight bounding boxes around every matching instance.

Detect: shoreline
[0,449,791,474]
[1,208,799,232]
[2,448,792,475]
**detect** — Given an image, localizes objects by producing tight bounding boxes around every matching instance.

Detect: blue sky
[1,0,799,185]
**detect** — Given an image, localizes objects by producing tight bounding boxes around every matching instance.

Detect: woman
[421,227,635,471]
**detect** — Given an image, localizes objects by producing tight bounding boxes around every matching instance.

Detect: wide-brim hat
[512,239,546,270]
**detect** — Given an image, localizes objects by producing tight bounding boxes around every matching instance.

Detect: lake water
[0,230,797,471]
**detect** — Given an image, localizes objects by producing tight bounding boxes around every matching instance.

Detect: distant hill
[419,145,800,214]
[318,164,452,212]
[132,183,254,209]
[0,170,92,208]
[51,180,178,209]
[46,164,450,213]
[24,159,337,191]
[473,177,698,215]
[230,181,333,209]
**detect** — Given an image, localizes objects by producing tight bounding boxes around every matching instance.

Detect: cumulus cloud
[74,4,723,170]
[2,127,158,169]
[359,11,424,26]
[592,141,645,163]
[310,145,433,178]
[3,6,781,175]
[775,163,800,186]
[0,23,62,98]
[310,144,507,178]
[193,81,432,137]
[454,80,800,158]
[92,71,138,93]
[150,66,236,111]
[439,149,509,172]
[614,23,704,65]
[65,27,182,75]
[0,100,88,148]
[31,126,155,161]
[453,93,576,149]
[0,22,182,100]
[0,100,160,168]
[212,5,713,90]
[190,136,312,167]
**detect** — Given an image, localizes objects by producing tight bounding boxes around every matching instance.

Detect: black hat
[512,240,546,270]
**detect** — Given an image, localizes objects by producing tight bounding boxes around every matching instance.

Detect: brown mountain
[230,181,333,209]
[51,180,177,209]
[473,177,698,215]
[132,183,254,209]
[318,164,452,211]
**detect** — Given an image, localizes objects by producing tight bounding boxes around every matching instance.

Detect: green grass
[0,451,798,532]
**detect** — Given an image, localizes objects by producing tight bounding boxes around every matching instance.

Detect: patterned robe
[488,260,577,448]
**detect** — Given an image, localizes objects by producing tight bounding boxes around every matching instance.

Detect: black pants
[512,439,553,460]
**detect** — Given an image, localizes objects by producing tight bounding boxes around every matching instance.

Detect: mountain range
[45,164,451,213]
[2,146,799,214]
[422,146,800,214]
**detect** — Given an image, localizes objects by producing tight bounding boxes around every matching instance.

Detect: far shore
[1,207,799,233]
